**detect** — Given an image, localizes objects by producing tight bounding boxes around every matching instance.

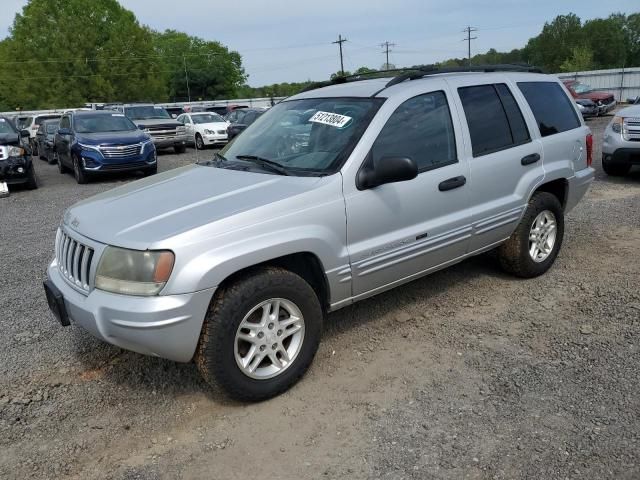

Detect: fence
[556,67,640,102]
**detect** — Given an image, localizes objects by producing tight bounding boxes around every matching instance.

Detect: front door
[344,89,472,298]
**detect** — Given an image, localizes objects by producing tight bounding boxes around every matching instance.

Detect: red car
[563,80,616,116]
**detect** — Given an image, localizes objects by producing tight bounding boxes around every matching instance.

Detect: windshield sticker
[154,106,163,109]
[112,113,124,117]
[309,111,352,128]
[0,118,4,122]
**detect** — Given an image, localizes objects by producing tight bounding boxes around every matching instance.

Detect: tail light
[586,133,593,167]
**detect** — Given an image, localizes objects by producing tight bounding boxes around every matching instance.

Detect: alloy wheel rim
[234,298,305,380]
[196,136,203,149]
[529,210,557,263]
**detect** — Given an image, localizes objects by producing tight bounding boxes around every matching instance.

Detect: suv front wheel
[195,267,323,401]
[497,192,564,278]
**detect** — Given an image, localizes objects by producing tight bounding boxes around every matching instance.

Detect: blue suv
[54,111,157,184]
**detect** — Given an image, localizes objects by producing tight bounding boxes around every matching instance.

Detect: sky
[1,0,638,86]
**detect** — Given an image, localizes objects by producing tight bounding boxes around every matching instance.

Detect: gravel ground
[0,115,639,480]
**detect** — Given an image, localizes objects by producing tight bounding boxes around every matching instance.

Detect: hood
[134,119,181,129]
[75,130,148,146]
[63,165,324,249]
[0,133,20,146]
[579,91,612,101]
[197,122,229,129]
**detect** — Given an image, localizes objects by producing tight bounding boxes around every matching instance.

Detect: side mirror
[357,156,418,190]
[57,127,71,136]
[20,129,30,138]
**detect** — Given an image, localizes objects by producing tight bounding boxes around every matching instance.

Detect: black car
[0,116,37,190]
[225,108,266,140]
[35,119,60,163]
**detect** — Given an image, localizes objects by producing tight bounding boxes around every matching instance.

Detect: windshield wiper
[235,155,290,176]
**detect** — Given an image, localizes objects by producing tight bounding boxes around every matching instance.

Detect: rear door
[55,115,73,165]
[448,78,544,252]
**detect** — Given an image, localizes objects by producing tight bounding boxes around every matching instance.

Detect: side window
[59,116,70,130]
[371,91,457,172]
[244,112,258,125]
[517,81,581,137]
[458,84,529,157]
[176,114,184,123]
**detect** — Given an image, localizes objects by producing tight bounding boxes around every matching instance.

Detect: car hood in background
[0,133,20,146]
[63,165,326,249]
[196,122,229,130]
[75,130,149,146]
[134,119,182,129]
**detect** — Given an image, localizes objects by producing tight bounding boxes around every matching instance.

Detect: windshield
[125,106,171,120]
[217,98,383,175]
[572,82,593,94]
[45,123,58,133]
[35,115,61,125]
[74,114,137,133]
[192,113,225,124]
[0,118,17,134]
[16,117,32,129]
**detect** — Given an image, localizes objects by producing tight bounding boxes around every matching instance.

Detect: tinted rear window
[517,82,580,137]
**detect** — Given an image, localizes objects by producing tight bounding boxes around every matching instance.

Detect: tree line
[0,3,638,110]
[0,0,246,111]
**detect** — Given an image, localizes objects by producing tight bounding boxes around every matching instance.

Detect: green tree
[0,0,166,109]
[559,46,594,72]
[583,15,627,69]
[152,30,245,101]
[525,13,584,71]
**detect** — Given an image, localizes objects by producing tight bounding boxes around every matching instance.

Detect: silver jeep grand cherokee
[44,66,595,401]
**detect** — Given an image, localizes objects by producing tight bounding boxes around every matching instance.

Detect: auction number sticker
[309,111,352,128]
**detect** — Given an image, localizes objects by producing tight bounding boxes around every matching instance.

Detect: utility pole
[380,41,396,69]
[183,54,191,103]
[332,34,347,76]
[462,26,477,66]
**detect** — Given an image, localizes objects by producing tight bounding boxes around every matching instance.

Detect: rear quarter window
[517,82,581,137]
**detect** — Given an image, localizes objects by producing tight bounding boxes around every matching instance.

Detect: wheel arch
[531,177,568,210]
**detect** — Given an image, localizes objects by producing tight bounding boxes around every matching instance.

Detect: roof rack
[299,64,543,94]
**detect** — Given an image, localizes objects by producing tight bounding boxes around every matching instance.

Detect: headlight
[77,142,100,153]
[204,129,214,135]
[177,126,186,134]
[8,146,25,157]
[96,246,175,296]
[611,116,622,134]
[141,139,154,153]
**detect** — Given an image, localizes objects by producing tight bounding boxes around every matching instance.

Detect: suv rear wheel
[195,267,322,401]
[497,192,564,278]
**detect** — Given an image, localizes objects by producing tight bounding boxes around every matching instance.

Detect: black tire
[31,140,39,157]
[72,155,89,184]
[47,151,56,165]
[26,167,38,190]
[174,144,186,154]
[195,267,323,402]
[602,156,631,176]
[195,134,205,150]
[144,164,157,176]
[497,192,564,278]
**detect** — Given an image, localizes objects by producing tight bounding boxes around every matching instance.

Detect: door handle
[521,153,541,166]
[438,176,466,192]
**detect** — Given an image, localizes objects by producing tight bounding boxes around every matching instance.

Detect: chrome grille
[99,144,142,158]
[623,118,640,142]
[56,229,94,292]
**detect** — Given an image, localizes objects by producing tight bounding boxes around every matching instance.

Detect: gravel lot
[1,115,639,480]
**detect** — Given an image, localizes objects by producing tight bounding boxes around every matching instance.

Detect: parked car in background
[15,116,32,131]
[165,106,185,119]
[225,108,266,140]
[576,98,598,118]
[35,119,60,164]
[43,67,594,401]
[601,104,640,176]
[54,111,157,183]
[177,112,229,149]
[23,114,62,155]
[563,80,615,115]
[118,104,187,154]
[0,116,37,190]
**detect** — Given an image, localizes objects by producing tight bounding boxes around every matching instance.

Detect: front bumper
[565,167,595,214]
[0,157,32,184]
[46,260,215,362]
[597,101,616,115]
[605,148,640,166]
[203,133,228,145]
[78,147,157,173]
[151,134,188,149]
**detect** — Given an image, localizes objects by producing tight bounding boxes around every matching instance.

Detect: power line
[380,41,396,69]
[462,26,478,65]
[332,34,348,76]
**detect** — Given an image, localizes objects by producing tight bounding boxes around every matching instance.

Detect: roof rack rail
[299,64,543,94]
[385,64,544,88]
